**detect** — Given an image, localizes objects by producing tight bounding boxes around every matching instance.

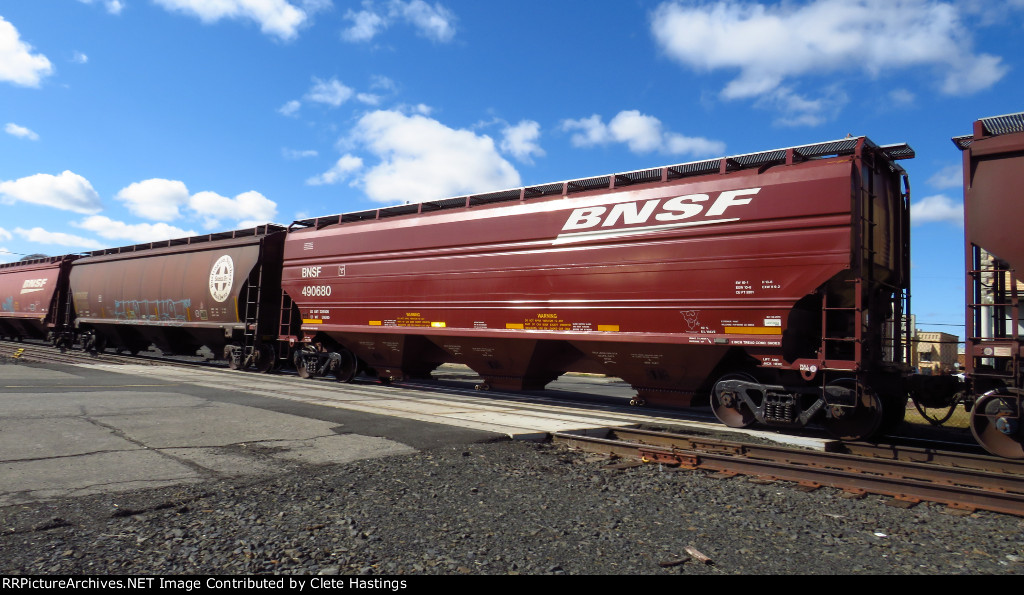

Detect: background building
[913,331,960,375]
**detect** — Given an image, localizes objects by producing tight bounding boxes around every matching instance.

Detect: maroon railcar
[954,112,1024,458]
[0,255,77,344]
[69,225,286,369]
[282,137,913,440]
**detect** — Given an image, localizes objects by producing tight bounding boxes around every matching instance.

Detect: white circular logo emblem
[209,255,234,303]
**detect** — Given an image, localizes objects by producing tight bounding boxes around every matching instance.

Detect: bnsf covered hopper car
[0,255,77,345]
[954,112,1024,458]
[68,225,287,370]
[282,136,914,442]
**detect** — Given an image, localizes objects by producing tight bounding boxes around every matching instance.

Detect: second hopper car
[68,225,287,369]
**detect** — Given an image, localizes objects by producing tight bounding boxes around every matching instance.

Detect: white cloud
[927,164,963,189]
[342,0,457,43]
[0,227,11,242]
[283,148,319,159]
[561,110,726,156]
[911,194,963,225]
[281,78,361,116]
[0,171,102,214]
[941,53,1006,95]
[14,227,103,250]
[356,92,383,105]
[307,155,364,186]
[5,123,39,141]
[74,216,196,243]
[305,77,354,107]
[370,75,397,92]
[500,120,545,164]
[153,0,310,41]
[888,88,916,106]
[651,0,1008,102]
[278,99,301,117]
[560,115,607,148]
[757,85,849,127]
[115,178,279,229]
[0,16,54,88]
[77,0,125,14]
[188,190,279,229]
[342,6,388,42]
[609,112,665,153]
[398,0,456,42]
[115,178,191,221]
[339,110,520,203]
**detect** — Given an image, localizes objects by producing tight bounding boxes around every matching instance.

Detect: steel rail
[0,339,198,368]
[552,428,1024,517]
[1,340,127,366]
[838,441,1024,476]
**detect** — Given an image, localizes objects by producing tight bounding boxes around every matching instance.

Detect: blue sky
[2,0,1023,340]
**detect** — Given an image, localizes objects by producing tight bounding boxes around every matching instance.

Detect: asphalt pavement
[0,361,499,506]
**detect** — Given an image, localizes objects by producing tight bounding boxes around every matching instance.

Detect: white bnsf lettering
[20,278,48,294]
[301,266,322,278]
[555,187,760,245]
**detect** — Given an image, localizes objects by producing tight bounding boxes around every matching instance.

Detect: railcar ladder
[968,251,1021,385]
[277,289,295,361]
[241,263,264,361]
[820,278,862,369]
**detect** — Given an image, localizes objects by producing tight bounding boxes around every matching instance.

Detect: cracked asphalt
[0,361,496,506]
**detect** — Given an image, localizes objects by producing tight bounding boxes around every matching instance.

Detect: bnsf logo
[554,187,760,245]
[20,279,48,294]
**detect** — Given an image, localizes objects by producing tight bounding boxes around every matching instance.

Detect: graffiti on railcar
[114,298,192,322]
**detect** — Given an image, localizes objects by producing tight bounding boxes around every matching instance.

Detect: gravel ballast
[2,439,1022,575]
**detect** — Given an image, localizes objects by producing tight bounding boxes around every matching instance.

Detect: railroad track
[552,427,1024,517]
[1,340,119,366]
[0,339,220,369]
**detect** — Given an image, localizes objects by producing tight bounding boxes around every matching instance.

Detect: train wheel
[822,379,883,441]
[711,372,758,428]
[332,349,357,383]
[294,347,317,379]
[224,344,242,370]
[970,391,1024,459]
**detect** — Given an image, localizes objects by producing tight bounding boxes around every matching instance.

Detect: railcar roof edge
[290,136,913,231]
[952,110,1024,150]
[0,254,79,270]
[77,223,288,259]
